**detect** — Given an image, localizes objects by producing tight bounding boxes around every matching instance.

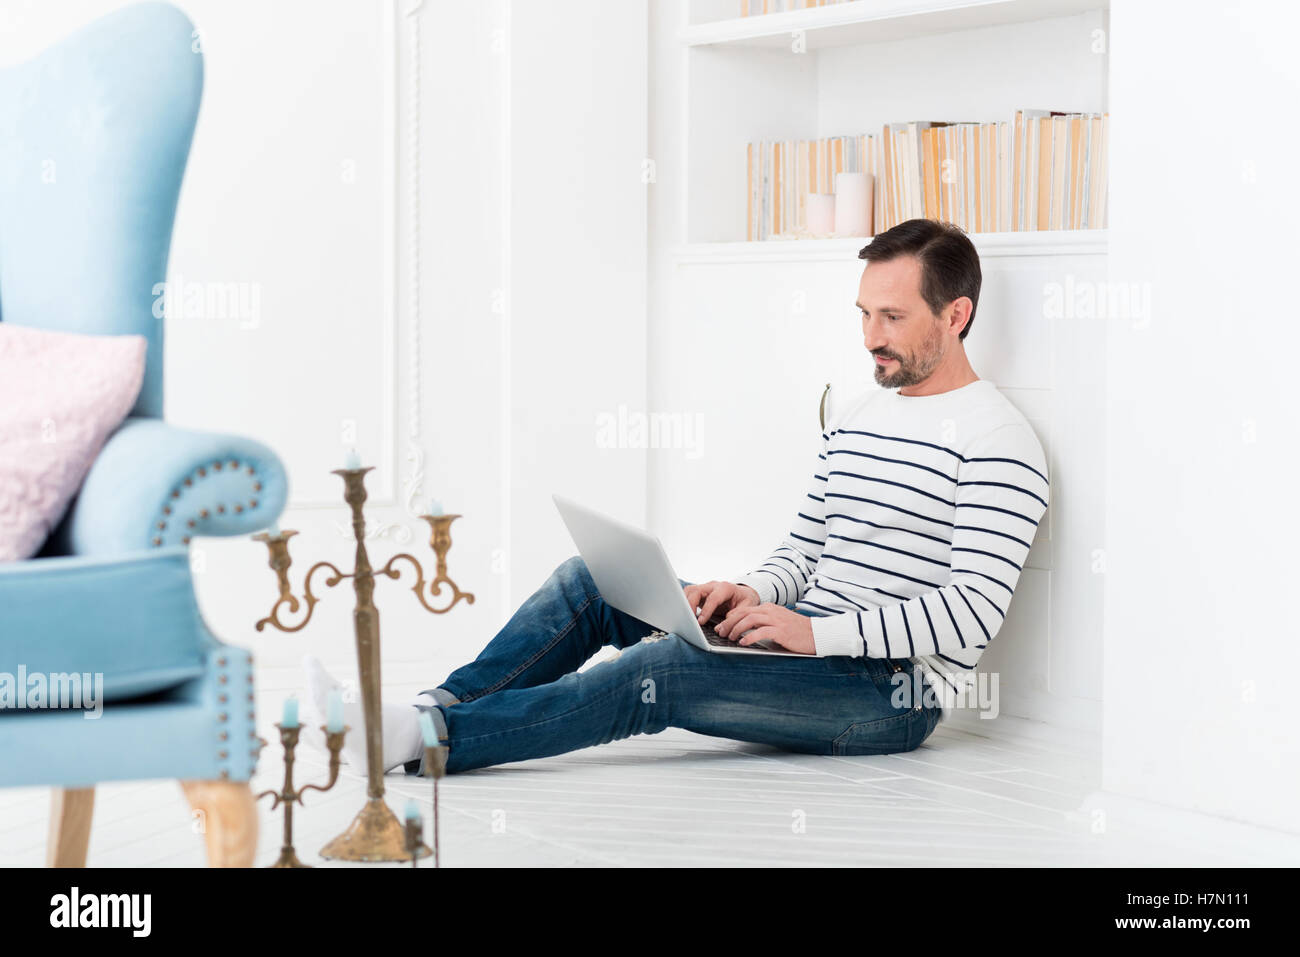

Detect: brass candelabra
[252,466,474,862]
[256,722,349,868]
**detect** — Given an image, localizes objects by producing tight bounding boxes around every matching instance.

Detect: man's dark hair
[858,219,982,340]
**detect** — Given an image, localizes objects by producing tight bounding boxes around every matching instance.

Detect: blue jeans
[405,555,941,775]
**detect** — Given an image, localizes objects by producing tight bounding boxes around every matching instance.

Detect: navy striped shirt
[735,379,1049,704]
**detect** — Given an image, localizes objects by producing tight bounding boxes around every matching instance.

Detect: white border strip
[681,0,1107,48]
[671,230,1109,265]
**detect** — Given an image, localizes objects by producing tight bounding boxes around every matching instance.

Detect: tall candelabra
[252,466,473,862]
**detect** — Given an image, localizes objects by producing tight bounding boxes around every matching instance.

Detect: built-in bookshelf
[677,0,1110,260]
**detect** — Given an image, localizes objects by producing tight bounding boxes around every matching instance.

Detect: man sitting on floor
[305,218,1050,774]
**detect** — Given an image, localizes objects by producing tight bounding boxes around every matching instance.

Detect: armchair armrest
[61,417,289,556]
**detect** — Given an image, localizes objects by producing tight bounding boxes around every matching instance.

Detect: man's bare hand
[714,602,816,655]
[683,580,760,627]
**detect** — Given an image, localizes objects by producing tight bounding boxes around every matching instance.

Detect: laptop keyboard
[702,624,752,647]
[649,622,764,649]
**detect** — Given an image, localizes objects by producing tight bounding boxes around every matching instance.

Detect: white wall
[1103,0,1300,834]
[502,0,649,609]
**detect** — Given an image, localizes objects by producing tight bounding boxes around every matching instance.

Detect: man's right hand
[683,580,760,627]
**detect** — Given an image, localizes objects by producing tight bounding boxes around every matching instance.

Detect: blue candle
[326,689,343,732]
[427,499,444,517]
[404,799,421,822]
[268,521,281,538]
[344,447,361,470]
[418,710,439,747]
[281,696,299,729]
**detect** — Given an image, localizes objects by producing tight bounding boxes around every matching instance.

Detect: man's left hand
[713,602,817,655]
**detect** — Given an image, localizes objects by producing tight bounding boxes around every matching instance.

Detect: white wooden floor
[0,660,1287,867]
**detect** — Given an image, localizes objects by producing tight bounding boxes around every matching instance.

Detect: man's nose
[861,315,887,350]
[862,327,889,352]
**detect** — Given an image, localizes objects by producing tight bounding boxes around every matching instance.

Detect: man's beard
[872,319,946,389]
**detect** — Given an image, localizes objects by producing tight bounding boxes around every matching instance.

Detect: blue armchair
[0,3,287,866]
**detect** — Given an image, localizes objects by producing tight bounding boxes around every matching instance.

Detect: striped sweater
[734,378,1049,708]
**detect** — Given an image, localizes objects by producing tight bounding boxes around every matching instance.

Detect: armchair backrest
[0,2,203,418]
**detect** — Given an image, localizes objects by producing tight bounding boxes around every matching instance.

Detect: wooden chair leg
[47,787,95,867]
[181,779,258,867]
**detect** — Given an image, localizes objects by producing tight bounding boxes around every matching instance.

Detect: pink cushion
[0,324,146,562]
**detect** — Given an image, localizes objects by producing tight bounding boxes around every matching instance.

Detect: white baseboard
[993,687,1103,737]
[940,706,1102,756]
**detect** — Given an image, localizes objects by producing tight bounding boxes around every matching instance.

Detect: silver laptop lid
[552,493,704,643]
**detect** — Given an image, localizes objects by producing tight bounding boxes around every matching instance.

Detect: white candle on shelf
[427,499,444,517]
[834,172,873,238]
[343,447,361,470]
[806,193,835,236]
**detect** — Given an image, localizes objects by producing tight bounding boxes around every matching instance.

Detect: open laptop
[553,493,810,657]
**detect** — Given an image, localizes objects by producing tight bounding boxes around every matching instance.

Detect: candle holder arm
[254,542,351,633]
[297,727,348,801]
[379,552,474,615]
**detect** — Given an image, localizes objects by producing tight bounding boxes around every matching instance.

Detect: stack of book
[1014,110,1108,231]
[740,0,854,14]
[745,134,881,241]
[745,110,1109,240]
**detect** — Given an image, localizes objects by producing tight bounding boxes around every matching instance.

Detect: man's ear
[947,297,973,337]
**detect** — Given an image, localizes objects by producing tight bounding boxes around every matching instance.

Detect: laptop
[552,493,810,657]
